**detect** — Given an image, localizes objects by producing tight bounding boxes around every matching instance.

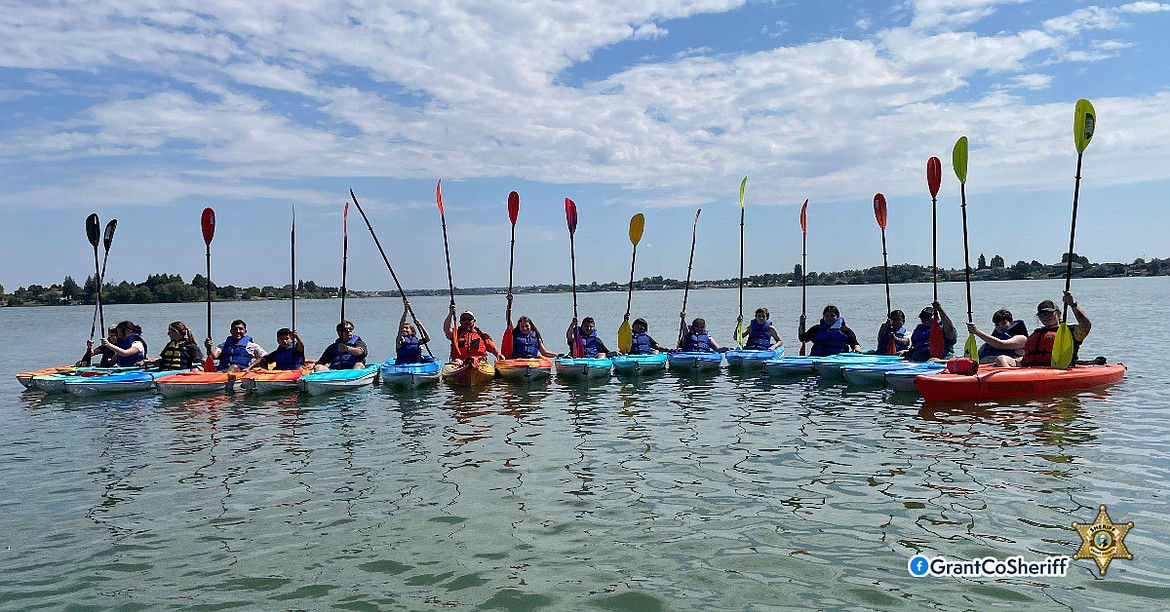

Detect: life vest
[906,323,933,361]
[328,335,364,369]
[396,336,422,364]
[96,345,118,368]
[576,327,604,358]
[680,327,714,352]
[1021,325,1079,366]
[745,319,773,350]
[159,339,195,370]
[630,331,654,354]
[452,327,490,361]
[115,333,147,366]
[271,343,304,370]
[218,335,253,371]
[511,331,540,359]
[810,318,848,356]
[876,324,907,355]
[979,321,1027,359]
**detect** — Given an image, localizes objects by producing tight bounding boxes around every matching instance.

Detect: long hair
[116,320,143,338]
[168,321,197,344]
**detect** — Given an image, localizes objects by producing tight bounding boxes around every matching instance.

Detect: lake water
[2,277,1167,610]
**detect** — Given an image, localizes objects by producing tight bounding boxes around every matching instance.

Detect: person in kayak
[798,305,862,356]
[314,320,368,370]
[504,293,557,359]
[77,326,119,367]
[565,316,610,358]
[1016,292,1091,367]
[875,309,909,355]
[735,307,784,351]
[966,309,1028,366]
[100,320,148,367]
[250,328,306,371]
[395,300,432,364]
[627,318,665,355]
[158,321,204,370]
[445,306,502,364]
[903,302,957,362]
[677,317,727,352]
[206,319,266,372]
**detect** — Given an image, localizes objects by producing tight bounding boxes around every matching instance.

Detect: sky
[2,0,1169,293]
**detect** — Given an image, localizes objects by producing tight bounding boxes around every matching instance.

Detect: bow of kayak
[440,359,496,387]
[495,358,553,381]
[611,353,667,375]
[667,351,723,372]
[725,347,783,370]
[380,357,443,388]
[554,357,613,380]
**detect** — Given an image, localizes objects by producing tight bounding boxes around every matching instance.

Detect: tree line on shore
[3,254,1167,307]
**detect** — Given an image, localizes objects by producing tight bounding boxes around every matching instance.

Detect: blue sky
[2,0,1169,292]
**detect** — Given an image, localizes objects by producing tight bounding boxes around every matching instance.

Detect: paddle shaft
[959,183,973,323]
[291,208,296,330]
[569,233,578,321]
[880,227,891,315]
[90,243,101,341]
[439,209,455,307]
[679,210,700,344]
[1061,153,1085,320]
[800,229,807,355]
[96,231,114,333]
[932,195,938,302]
[625,244,638,316]
[341,202,349,324]
[205,242,212,341]
[738,206,744,324]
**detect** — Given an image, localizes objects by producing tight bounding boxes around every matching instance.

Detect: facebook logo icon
[908,555,931,577]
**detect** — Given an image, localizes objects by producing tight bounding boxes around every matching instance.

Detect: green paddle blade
[1051,323,1074,368]
[618,319,632,354]
[738,176,747,209]
[1074,98,1095,154]
[964,333,978,359]
[734,321,743,349]
[953,136,968,184]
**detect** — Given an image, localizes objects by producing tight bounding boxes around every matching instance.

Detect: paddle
[618,213,645,353]
[1053,99,1096,368]
[291,207,296,331]
[201,207,216,372]
[85,214,101,343]
[502,191,519,358]
[735,177,747,349]
[437,180,457,359]
[927,156,944,358]
[340,199,349,325]
[953,136,978,359]
[677,209,701,348]
[799,200,808,356]
[565,198,584,357]
[350,189,433,358]
[873,194,895,354]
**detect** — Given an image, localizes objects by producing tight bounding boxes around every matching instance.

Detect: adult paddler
[444,305,502,365]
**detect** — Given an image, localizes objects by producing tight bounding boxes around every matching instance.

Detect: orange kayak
[155,370,239,397]
[440,359,495,387]
[495,358,553,381]
[240,368,310,394]
[916,363,1126,401]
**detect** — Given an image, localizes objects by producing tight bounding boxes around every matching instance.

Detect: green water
[2,277,1167,610]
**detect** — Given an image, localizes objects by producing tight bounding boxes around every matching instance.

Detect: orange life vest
[451,327,492,361]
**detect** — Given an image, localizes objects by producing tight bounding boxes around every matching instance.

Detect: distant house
[1048,262,1084,273]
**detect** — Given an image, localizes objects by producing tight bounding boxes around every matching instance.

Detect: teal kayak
[63,371,158,396]
[667,351,723,372]
[379,357,441,389]
[555,357,613,380]
[885,363,947,392]
[725,347,783,370]
[762,356,815,377]
[815,353,904,380]
[840,360,930,386]
[297,365,379,396]
[611,353,667,375]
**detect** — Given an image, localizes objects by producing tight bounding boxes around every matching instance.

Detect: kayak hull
[762,356,815,377]
[440,360,496,387]
[725,348,782,369]
[380,357,443,388]
[297,365,379,396]
[886,363,947,392]
[240,368,309,394]
[555,357,613,380]
[916,364,1126,401]
[611,353,667,375]
[155,371,240,397]
[840,360,926,386]
[64,372,157,396]
[495,358,553,381]
[815,354,904,380]
[667,351,723,373]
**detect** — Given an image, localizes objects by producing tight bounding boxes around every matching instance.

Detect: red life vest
[451,327,490,361]
[1020,326,1058,366]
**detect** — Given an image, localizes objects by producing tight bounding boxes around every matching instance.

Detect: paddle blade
[927,157,942,197]
[738,176,747,209]
[930,318,944,358]
[963,334,978,359]
[799,341,807,356]
[1051,323,1075,368]
[618,319,632,354]
[571,331,585,358]
[873,193,887,229]
[629,213,645,246]
[203,355,216,373]
[501,327,513,360]
[1074,98,1096,154]
[953,136,969,184]
[86,213,100,247]
[201,207,216,245]
[734,321,743,349]
[800,199,808,234]
[564,198,578,234]
[507,191,519,225]
[102,220,117,251]
[436,179,444,215]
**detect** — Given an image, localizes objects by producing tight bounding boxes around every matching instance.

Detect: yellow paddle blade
[1051,323,1074,368]
[734,321,743,349]
[618,319,633,354]
[629,213,645,246]
[964,334,978,359]
[953,136,968,184]
[1074,98,1095,154]
[739,176,747,209]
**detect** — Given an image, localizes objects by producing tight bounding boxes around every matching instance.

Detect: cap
[919,307,935,319]
[1036,300,1057,315]
[460,310,475,319]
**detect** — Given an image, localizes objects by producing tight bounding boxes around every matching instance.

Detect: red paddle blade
[873,194,887,229]
[800,199,808,234]
[501,327,514,360]
[436,179,444,215]
[201,207,216,245]
[927,157,942,197]
[799,341,807,356]
[565,198,578,234]
[572,332,585,358]
[86,213,100,247]
[508,191,519,225]
[344,199,349,230]
[929,319,944,358]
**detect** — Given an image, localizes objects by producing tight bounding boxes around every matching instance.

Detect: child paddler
[798,305,862,356]
[249,328,306,371]
[99,320,148,367]
[157,321,204,371]
[676,317,726,352]
[735,307,784,351]
[565,316,610,358]
[77,326,119,367]
[395,300,431,364]
[966,309,1028,367]
[902,302,957,362]
[626,318,664,355]
[875,310,909,355]
[504,293,557,359]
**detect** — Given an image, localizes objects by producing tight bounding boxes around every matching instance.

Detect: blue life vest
[218,335,253,371]
[680,327,714,352]
[810,318,848,356]
[271,343,304,370]
[396,336,422,364]
[979,320,1027,359]
[114,333,148,366]
[630,331,654,354]
[876,324,907,355]
[511,331,540,358]
[906,323,933,361]
[329,334,364,369]
[745,319,773,350]
[576,327,604,358]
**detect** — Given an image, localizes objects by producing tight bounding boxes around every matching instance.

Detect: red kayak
[916,363,1126,401]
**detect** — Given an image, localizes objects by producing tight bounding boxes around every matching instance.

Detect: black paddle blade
[86,213,100,247]
[103,220,117,250]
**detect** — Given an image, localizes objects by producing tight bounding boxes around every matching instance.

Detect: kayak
[915,363,1126,401]
[667,351,723,373]
[155,370,240,397]
[64,371,158,396]
[555,357,613,381]
[240,367,311,394]
[762,356,816,377]
[611,353,668,375]
[885,363,947,392]
[297,365,380,396]
[18,365,76,388]
[380,356,443,388]
[725,347,783,370]
[495,357,553,382]
[440,359,496,387]
[815,353,904,380]
[24,365,143,393]
[841,359,916,386]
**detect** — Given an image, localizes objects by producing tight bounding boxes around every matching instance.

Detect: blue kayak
[554,357,613,380]
[815,353,904,380]
[725,347,783,369]
[63,371,158,396]
[611,353,667,375]
[667,351,723,372]
[379,357,442,389]
[297,365,379,396]
[762,356,815,377]
[840,360,924,386]
[885,362,947,392]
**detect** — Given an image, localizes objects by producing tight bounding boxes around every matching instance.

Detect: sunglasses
[460,316,473,321]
